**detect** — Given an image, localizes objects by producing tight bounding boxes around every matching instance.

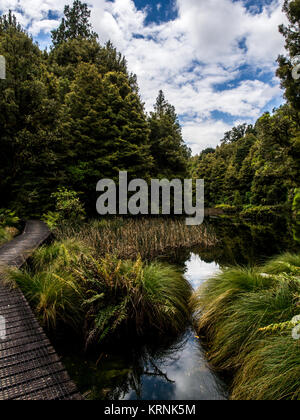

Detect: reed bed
[191,252,300,400]
[55,217,217,261]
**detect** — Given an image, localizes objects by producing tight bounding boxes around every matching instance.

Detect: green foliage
[191,252,300,400]
[76,254,192,346]
[148,90,190,179]
[7,235,191,345]
[6,268,83,330]
[0,226,16,246]
[43,188,86,228]
[215,204,237,214]
[0,208,19,227]
[277,0,300,110]
[51,0,98,47]
[32,239,91,271]
[0,7,188,217]
[240,205,285,220]
[192,106,299,208]
[292,188,300,222]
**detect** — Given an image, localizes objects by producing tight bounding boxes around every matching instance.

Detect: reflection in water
[123,329,226,401]
[62,217,300,400]
[185,253,220,290]
[62,251,227,401]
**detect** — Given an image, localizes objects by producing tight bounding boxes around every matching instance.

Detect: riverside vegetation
[0,0,299,402]
[191,252,300,400]
[5,217,215,347]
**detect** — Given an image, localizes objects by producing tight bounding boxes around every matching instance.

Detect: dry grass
[55,217,217,261]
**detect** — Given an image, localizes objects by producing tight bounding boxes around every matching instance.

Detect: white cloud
[0,0,288,154]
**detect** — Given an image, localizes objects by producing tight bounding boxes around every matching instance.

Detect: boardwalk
[0,221,82,400]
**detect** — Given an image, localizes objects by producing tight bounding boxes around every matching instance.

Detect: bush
[7,240,191,345]
[0,209,19,227]
[215,204,237,214]
[43,188,86,229]
[240,205,285,220]
[191,252,300,400]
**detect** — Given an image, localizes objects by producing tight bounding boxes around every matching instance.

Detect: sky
[0,0,289,154]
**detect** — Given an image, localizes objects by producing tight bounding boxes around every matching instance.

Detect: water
[120,253,226,401]
[61,215,300,400]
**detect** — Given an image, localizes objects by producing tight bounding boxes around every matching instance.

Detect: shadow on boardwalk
[0,221,82,400]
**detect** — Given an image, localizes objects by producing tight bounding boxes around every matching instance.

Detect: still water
[61,216,299,400]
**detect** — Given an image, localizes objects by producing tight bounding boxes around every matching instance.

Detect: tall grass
[6,269,83,330]
[75,254,192,347]
[6,237,192,345]
[191,252,300,400]
[55,217,217,261]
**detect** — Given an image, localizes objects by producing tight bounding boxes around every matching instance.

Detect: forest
[0,0,299,403]
[0,3,190,220]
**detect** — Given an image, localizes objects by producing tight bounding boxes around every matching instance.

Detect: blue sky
[0,0,287,154]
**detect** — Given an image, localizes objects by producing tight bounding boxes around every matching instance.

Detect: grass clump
[6,239,191,347]
[32,239,91,271]
[191,252,300,400]
[6,269,83,330]
[76,254,192,347]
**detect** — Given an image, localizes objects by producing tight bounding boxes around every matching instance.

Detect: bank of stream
[59,215,300,400]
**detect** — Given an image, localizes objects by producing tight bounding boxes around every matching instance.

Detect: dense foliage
[0,2,190,218]
[6,237,192,345]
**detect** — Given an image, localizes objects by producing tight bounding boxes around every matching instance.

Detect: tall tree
[277,0,300,110]
[148,91,190,179]
[51,0,98,47]
[0,12,64,216]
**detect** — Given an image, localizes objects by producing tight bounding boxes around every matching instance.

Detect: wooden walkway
[0,221,82,400]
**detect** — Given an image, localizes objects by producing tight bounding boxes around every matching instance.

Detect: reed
[56,217,217,261]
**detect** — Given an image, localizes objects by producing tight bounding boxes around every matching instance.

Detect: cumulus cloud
[0,0,288,154]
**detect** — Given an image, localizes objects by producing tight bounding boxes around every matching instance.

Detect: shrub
[215,204,237,214]
[32,239,91,271]
[0,209,19,227]
[43,188,86,229]
[0,227,17,246]
[240,205,285,220]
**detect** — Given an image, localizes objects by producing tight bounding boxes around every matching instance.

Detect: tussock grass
[7,235,191,345]
[191,252,300,400]
[32,239,91,270]
[56,217,217,260]
[75,254,192,347]
[6,268,83,330]
[262,252,300,275]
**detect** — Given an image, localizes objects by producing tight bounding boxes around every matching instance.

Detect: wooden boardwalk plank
[0,221,83,400]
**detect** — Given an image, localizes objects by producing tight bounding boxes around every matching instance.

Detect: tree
[148,90,190,179]
[61,65,153,211]
[277,0,300,110]
[0,12,64,216]
[51,0,98,47]
[221,123,255,144]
